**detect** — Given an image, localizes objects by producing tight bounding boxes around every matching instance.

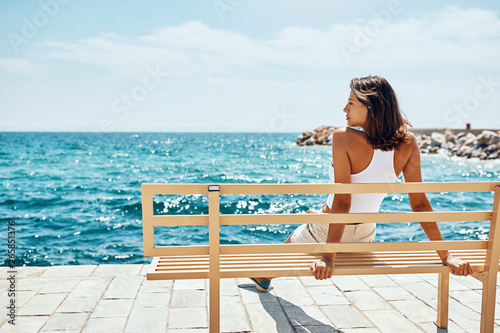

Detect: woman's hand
[310,257,335,280]
[444,254,473,276]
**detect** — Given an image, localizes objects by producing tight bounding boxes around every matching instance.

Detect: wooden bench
[142,182,500,332]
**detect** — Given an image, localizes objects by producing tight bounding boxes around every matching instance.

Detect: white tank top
[326,149,398,212]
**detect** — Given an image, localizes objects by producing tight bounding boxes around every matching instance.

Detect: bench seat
[147,250,487,280]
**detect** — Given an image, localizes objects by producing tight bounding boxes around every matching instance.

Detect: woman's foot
[250,278,271,292]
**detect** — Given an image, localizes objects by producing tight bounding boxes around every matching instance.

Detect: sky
[1,0,500,132]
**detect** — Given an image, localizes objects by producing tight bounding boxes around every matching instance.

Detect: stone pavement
[0,264,499,332]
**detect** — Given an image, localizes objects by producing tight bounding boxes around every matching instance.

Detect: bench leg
[435,272,449,329]
[209,277,220,332]
[480,272,497,333]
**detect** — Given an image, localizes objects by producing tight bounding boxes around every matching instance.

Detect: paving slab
[17,293,68,316]
[245,302,294,333]
[220,295,252,332]
[331,276,370,291]
[56,294,100,313]
[363,309,423,333]
[372,286,415,301]
[448,298,482,332]
[389,299,437,323]
[283,304,333,327]
[450,289,482,313]
[41,265,96,278]
[9,288,37,308]
[239,283,279,304]
[91,298,134,318]
[458,275,483,290]
[388,273,423,284]
[91,264,142,277]
[398,280,438,300]
[321,305,374,329]
[39,312,89,332]
[15,266,50,279]
[82,317,127,333]
[17,277,49,291]
[139,278,172,293]
[171,289,206,307]
[344,290,393,311]
[0,315,49,333]
[272,278,316,307]
[124,305,168,333]
[220,278,240,296]
[358,274,398,288]
[134,290,171,307]
[39,278,81,294]
[103,276,143,299]
[70,277,112,298]
[307,285,350,305]
[168,306,208,329]
[299,275,335,287]
[173,278,206,290]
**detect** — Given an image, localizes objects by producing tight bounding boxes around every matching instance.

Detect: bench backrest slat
[219,211,492,225]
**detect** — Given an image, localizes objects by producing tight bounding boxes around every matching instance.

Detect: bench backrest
[142,182,500,275]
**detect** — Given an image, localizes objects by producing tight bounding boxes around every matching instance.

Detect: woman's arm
[311,129,352,280]
[402,135,473,276]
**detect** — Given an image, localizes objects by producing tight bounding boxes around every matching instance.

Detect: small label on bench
[208,185,220,191]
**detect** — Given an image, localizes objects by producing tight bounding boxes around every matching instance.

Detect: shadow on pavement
[239,282,342,333]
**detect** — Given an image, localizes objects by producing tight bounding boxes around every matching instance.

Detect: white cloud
[32,6,500,81]
[0,58,40,74]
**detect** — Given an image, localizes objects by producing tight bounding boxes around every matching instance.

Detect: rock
[431,132,446,147]
[443,141,455,150]
[419,139,431,149]
[304,137,315,145]
[457,145,472,157]
[470,149,481,159]
[302,131,313,139]
[444,129,456,143]
[485,144,498,154]
[476,130,498,147]
[488,152,499,159]
[462,133,477,147]
[429,146,439,154]
[479,152,489,160]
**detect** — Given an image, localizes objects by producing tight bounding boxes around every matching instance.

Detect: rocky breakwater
[295,126,500,160]
[418,129,500,160]
[295,126,336,146]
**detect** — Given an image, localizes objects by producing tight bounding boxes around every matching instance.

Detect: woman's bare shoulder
[400,132,419,151]
[332,127,360,147]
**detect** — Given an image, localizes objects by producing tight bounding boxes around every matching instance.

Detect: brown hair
[350,75,412,151]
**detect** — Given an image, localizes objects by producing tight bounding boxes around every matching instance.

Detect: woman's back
[324,127,418,213]
[341,127,415,178]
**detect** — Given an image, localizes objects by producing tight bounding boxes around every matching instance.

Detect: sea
[1,132,499,267]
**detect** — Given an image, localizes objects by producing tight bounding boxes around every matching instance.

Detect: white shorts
[290,222,376,244]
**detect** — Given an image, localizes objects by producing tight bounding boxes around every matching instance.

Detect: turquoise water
[1,132,499,266]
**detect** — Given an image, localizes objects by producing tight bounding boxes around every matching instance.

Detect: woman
[251,75,473,292]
